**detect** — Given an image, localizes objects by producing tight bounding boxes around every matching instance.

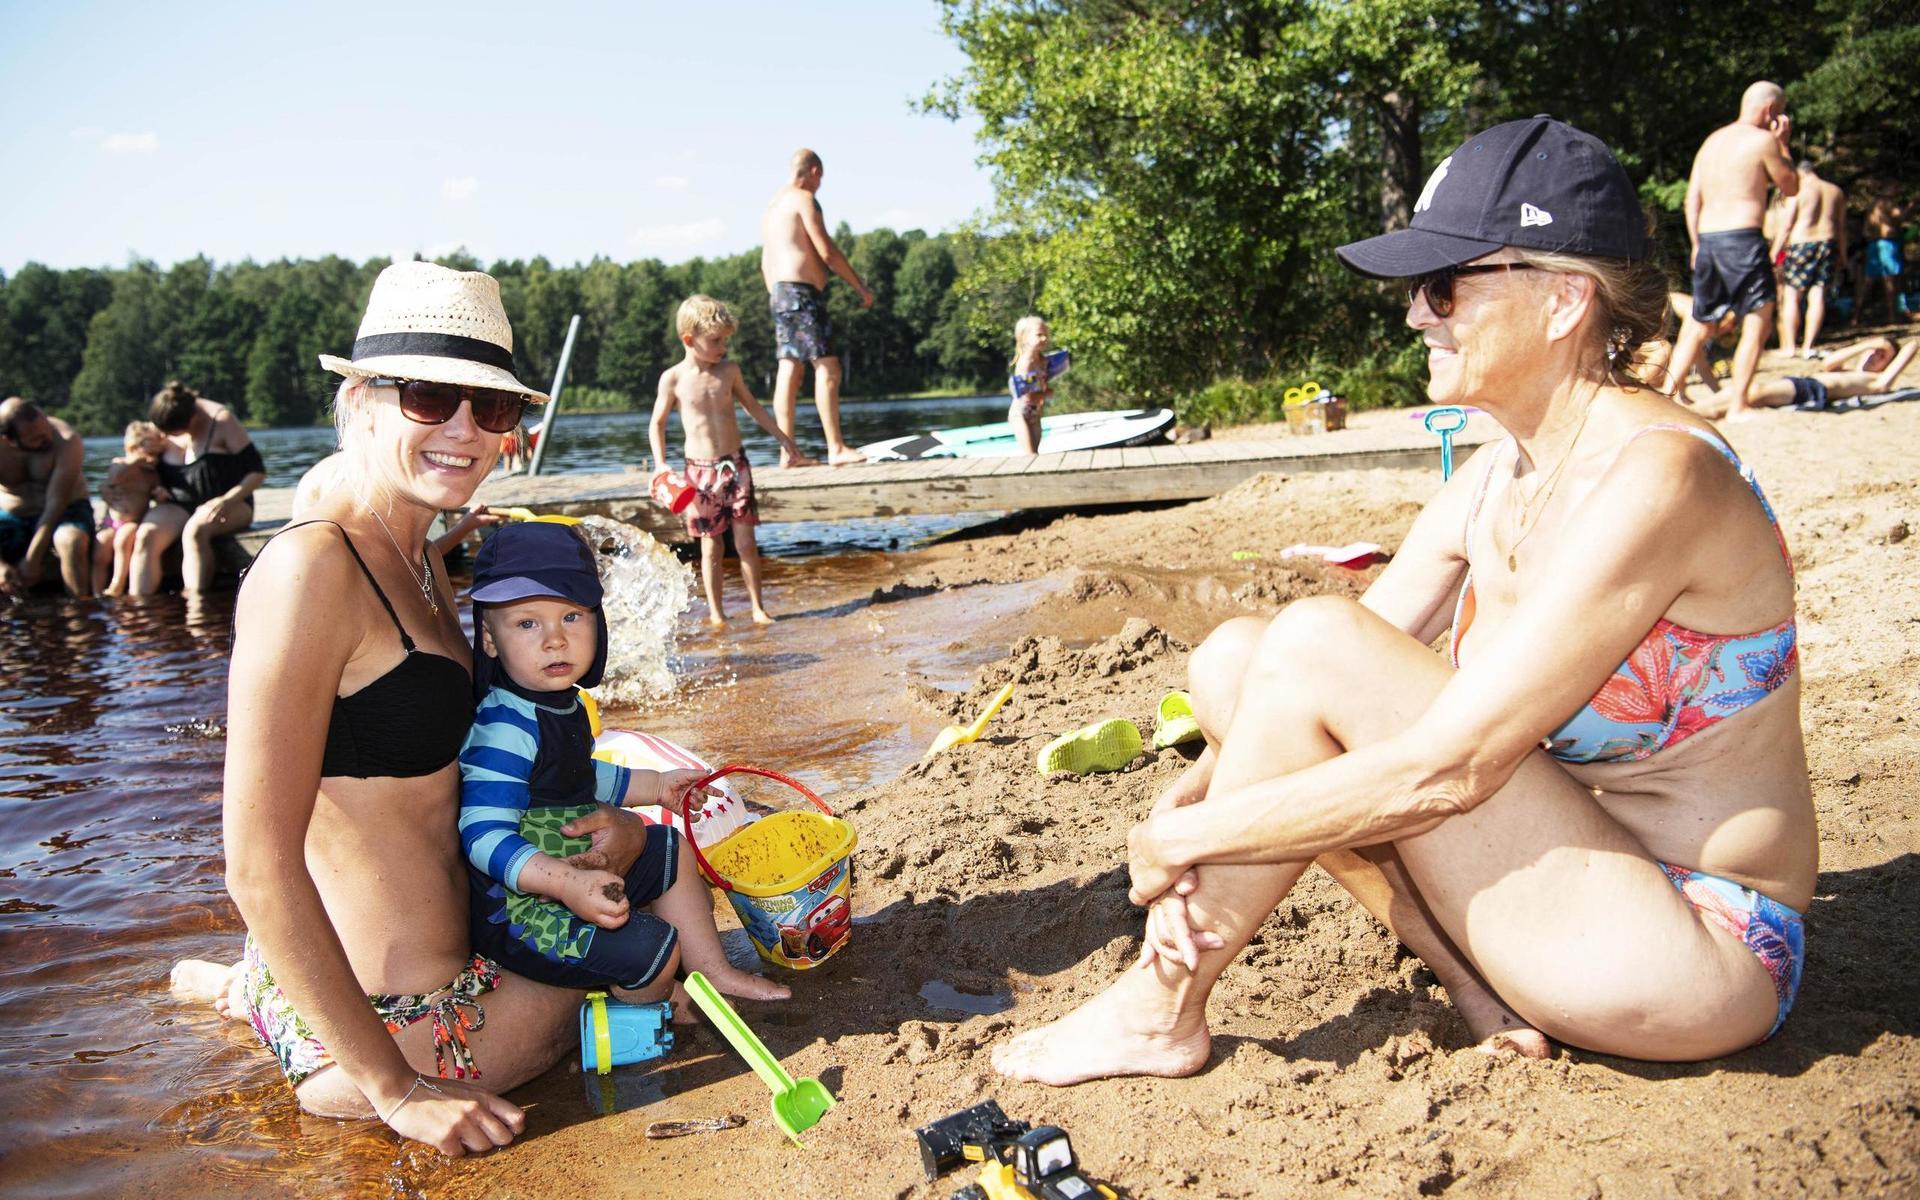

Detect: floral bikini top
[1449,424,1798,764]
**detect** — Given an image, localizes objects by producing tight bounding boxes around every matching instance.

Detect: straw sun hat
[318,260,549,401]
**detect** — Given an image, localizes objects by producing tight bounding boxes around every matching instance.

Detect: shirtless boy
[1666,82,1798,420]
[1773,160,1849,356]
[0,396,94,597]
[759,148,874,466]
[1856,188,1914,326]
[648,295,804,627]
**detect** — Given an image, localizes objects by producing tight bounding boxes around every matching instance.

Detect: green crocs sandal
[1037,717,1143,776]
[1152,690,1203,750]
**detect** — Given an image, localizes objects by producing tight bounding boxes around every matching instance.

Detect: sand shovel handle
[673,765,835,891]
[684,971,797,1094]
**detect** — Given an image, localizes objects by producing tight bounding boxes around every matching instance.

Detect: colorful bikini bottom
[241,935,502,1088]
[1660,863,1805,1039]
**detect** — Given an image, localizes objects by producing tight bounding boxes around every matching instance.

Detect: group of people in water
[143,97,1851,1163]
[0,382,264,599]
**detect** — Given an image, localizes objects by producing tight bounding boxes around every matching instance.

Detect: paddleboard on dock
[860,407,1175,462]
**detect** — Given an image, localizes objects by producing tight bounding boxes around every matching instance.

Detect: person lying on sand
[1682,336,1918,418]
[995,117,1814,1086]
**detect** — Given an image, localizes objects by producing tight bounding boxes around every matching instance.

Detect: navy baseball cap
[469,521,608,693]
[1336,115,1649,279]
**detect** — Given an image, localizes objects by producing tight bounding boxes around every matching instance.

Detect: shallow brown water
[0,548,1048,1198]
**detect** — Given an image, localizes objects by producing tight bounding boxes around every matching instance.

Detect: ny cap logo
[1414,156,1452,214]
[1520,203,1554,228]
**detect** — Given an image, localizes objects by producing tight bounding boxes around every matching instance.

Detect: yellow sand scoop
[924,683,1016,758]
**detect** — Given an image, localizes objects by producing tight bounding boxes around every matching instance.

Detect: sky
[0,1,997,274]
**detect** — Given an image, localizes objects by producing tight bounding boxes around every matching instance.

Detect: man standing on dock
[1664,81,1798,420]
[760,148,874,466]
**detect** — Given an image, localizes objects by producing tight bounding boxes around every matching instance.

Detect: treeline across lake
[0,227,1020,436]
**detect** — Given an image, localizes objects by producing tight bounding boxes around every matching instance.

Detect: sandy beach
[350,362,1919,1199]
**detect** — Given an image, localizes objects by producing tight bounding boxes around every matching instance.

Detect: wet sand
[417,377,1920,1197]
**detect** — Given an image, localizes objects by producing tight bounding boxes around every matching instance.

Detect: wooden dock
[241,408,1498,549]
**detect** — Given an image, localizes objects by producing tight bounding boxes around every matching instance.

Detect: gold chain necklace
[1504,397,1596,572]
[367,505,439,614]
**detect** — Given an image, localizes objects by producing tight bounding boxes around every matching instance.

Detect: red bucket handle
[671,764,833,892]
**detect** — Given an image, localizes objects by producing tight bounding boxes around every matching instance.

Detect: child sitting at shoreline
[1008,315,1054,455]
[93,421,169,595]
[459,521,789,1011]
[648,295,804,627]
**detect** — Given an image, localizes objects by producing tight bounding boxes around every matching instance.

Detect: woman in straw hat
[994,117,1813,1084]
[174,262,655,1154]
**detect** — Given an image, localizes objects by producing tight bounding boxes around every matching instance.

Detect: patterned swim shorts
[770,281,838,362]
[683,451,758,538]
[241,935,502,1087]
[1782,240,1836,290]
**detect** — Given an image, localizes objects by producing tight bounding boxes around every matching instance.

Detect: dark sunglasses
[1407,262,1537,318]
[369,378,531,435]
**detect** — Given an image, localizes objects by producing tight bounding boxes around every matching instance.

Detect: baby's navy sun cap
[468,521,609,695]
[1336,115,1649,279]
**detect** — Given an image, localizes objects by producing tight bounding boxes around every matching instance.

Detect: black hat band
[351,331,514,372]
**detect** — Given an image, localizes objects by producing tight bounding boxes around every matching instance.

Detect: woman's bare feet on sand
[991,964,1211,1086]
[1448,973,1551,1058]
[171,958,246,1020]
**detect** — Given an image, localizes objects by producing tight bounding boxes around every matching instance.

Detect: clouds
[630,217,725,255]
[73,128,159,154]
[654,175,690,191]
[442,176,479,201]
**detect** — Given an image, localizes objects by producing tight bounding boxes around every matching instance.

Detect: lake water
[82,394,1018,556]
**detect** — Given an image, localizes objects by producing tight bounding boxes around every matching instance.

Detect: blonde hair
[677,295,738,340]
[122,420,163,456]
[1012,315,1049,366]
[1506,249,1671,387]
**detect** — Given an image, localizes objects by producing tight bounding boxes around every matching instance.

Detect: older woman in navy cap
[996,117,1814,1083]
[175,263,662,1155]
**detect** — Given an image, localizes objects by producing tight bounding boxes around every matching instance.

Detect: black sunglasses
[368,378,531,435]
[1408,262,1537,318]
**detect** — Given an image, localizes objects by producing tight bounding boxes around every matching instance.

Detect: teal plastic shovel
[684,971,836,1146]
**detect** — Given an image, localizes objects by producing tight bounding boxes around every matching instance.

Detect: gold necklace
[1505,397,1596,572]
[367,505,439,614]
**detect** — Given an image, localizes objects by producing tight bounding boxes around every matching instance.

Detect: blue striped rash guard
[458,686,629,892]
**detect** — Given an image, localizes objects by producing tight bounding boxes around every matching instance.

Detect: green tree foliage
[929,0,1881,410]
[0,230,998,434]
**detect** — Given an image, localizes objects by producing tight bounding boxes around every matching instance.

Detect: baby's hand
[565,869,631,929]
[640,768,720,813]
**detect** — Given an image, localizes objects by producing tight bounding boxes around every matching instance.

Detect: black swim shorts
[1692,228,1776,323]
[770,281,838,363]
[1782,240,1836,291]
[1787,376,1830,411]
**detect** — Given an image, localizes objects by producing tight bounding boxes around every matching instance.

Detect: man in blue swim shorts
[0,396,95,596]
[759,148,875,465]
[1856,189,1913,326]
[1664,82,1798,420]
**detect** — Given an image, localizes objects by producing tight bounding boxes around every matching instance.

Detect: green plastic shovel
[684,971,836,1146]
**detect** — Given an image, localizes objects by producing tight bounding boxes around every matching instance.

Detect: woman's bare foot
[171,958,246,1019]
[991,963,1211,1086]
[781,452,821,468]
[826,448,867,466]
[1447,974,1551,1059]
[750,607,776,625]
[701,965,791,1002]
[707,612,728,629]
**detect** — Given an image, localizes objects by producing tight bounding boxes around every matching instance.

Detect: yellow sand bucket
[676,766,857,970]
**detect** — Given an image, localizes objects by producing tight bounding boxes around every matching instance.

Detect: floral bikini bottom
[1660,863,1805,1039]
[241,936,501,1088]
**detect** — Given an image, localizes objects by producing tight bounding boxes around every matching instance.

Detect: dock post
[527,313,583,477]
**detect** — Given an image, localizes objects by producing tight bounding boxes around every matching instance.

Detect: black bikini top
[158,423,265,510]
[246,520,473,779]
